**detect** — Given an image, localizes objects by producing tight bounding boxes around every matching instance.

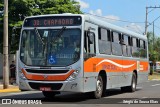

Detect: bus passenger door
[83,22,98,92]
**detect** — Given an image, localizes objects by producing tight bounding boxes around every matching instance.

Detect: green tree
[147,32,160,61]
[0,0,82,53]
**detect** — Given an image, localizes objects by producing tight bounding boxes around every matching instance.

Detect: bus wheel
[93,75,103,99]
[121,72,137,92]
[128,72,137,92]
[42,91,59,98]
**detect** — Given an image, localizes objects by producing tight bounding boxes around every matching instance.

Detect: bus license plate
[40,87,51,91]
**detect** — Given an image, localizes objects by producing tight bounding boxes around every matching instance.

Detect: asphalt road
[0,80,160,107]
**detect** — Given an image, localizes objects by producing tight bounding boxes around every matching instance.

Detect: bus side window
[132,37,139,57]
[122,35,131,57]
[112,31,122,56]
[84,31,96,54]
[98,28,111,55]
[140,40,147,58]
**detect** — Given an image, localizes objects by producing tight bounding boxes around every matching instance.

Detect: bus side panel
[120,59,137,87]
[137,61,149,84]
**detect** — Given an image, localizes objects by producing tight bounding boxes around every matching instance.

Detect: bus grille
[28,82,63,90]
[25,69,68,74]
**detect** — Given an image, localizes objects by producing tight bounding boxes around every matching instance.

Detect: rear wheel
[93,75,104,99]
[128,72,137,92]
[42,91,59,98]
[121,72,137,92]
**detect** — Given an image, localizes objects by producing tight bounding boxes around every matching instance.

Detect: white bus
[17,14,149,99]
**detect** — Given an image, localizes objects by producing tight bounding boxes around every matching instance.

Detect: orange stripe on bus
[22,68,74,81]
[84,58,148,73]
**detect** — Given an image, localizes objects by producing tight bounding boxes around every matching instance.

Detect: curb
[0,88,20,93]
[0,85,20,93]
[148,79,160,81]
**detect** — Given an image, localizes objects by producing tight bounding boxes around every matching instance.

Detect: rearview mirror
[87,32,94,44]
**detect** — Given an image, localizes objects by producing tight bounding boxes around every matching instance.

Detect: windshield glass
[20,28,81,66]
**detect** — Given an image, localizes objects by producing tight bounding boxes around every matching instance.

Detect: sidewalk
[148,71,160,80]
[0,79,20,93]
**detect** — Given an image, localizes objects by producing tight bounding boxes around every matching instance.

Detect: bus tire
[128,72,137,92]
[93,75,104,99]
[121,72,137,92]
[42,91,59,98]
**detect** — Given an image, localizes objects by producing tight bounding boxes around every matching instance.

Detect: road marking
[141,97,148,99]
[151,84,160,86]
[1,91,41,96]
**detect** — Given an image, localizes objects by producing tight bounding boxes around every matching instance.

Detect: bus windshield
[20,28,81,67]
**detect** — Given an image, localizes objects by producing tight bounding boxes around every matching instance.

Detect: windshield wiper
[34,28,44,45]
[51,26,66,44]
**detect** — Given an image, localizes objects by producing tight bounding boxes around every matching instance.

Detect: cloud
[104,15,120,23]
[124,23,144,34]
[75,0,89,9]
[89,9,120,23]
[89,9,102,16]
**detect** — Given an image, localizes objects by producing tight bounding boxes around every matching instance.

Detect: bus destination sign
[23,16,82,27]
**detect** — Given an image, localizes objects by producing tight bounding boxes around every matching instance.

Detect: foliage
[0,0,82,53]
[147,32,160,62]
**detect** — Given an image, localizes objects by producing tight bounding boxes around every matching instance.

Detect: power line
[83,12,145,24]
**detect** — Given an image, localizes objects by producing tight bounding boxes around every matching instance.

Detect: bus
[17,14,149,99]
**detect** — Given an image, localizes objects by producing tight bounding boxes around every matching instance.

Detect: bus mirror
[87,32,94,44]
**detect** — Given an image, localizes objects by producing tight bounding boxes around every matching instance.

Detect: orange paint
[84,58,148,73]
[22,68,74,81]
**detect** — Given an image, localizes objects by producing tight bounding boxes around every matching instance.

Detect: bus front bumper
[19,78,84,92]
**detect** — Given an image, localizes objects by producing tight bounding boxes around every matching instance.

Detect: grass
[148,71,160,80]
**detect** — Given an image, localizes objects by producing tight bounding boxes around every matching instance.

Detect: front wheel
[93,75,104,99]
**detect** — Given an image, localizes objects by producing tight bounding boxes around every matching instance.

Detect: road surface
[0,80,160,107]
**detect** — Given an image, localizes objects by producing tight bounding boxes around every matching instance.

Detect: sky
[75,0,160,36]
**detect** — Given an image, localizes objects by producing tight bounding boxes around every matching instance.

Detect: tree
[147,32,160,63]
[0,0,82,53]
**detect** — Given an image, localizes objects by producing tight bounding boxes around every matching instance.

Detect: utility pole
[145,7,148,36]
[144,6,160,36]
[153,21,155,50]
[3,0,9,89]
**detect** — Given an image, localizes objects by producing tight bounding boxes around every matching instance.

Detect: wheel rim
[96,78,103,95]
[132,76,136,89]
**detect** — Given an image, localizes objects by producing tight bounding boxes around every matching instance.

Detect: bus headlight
[67,69,80,81]
[20,71,27,80]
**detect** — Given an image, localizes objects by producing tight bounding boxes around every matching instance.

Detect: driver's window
[84,31,96,54]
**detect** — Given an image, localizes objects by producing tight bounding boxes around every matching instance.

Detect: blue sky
[76,0,160,36]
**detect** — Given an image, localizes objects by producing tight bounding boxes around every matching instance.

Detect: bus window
[112,31,122,56]
[98,28,111,55]
[132,37,139,57]
[121,35,131,57]
[84,31,96,54]
[122,35,128,56]
[140,40,147,58]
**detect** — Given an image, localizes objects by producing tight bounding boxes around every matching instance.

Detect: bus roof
[83,14,147,40]
[24,14,147,40]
